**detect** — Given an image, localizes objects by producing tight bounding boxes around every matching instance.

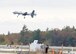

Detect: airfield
[0,45,76,54]
[0,40,76,54]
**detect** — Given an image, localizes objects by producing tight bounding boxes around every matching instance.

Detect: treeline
[0,25,76,46]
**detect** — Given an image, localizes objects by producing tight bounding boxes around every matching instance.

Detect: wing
[13,11,23,15]
[13,11,23,17]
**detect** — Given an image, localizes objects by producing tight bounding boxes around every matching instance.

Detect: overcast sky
[0,0,76,34]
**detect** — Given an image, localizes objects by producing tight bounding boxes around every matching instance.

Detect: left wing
[13,11,23,15]
[13,11,23,17]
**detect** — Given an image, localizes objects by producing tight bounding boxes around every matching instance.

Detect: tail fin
[31,10,36,18]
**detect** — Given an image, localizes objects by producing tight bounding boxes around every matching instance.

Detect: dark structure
[45,45,49,54]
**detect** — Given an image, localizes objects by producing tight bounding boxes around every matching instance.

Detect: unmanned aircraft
[13,10,36,19]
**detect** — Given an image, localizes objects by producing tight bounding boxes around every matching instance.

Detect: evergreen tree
[32,29,41,43]
[19,25,29,44]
